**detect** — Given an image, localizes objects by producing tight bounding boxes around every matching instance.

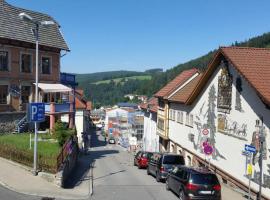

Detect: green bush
[53,121,74,147]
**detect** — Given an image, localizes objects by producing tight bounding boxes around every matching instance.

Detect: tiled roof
[154,68,199,98]
[75,97,86,109]
[140,97,158,113]
[0,0,69,50]
[187,47,270,106]
[168,73,203,103]
[221,47,270,105]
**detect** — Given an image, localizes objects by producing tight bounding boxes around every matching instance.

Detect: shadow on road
[90,129,107,148]
[64,129,119,188]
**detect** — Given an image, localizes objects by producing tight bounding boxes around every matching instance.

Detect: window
[0,51,9,71]
[169,109,172,120]
[177,111,180,122]
[21,53,32,73]
[0,85,8,104]
[21,86,31,103]
[157,118,164,131]
[172,110,176,121]
[180,111,184,124]
[41,57,51,74]
[185,113,194,127]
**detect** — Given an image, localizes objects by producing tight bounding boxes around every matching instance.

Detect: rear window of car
[190,173,219,185]
[162,155,185,165]
[143,152,153,159]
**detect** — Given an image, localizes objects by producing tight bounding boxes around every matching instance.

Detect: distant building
[117,102,138,109]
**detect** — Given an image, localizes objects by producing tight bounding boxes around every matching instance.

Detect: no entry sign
[202,128,210,136]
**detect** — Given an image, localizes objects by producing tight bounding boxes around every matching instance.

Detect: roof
[187,47,270,106]
[0,0,69,50]
[140,97,158,113]
[117,102,138,109]
[75,97,86,109]
[35,83,72,93]
[168,73,203,104]
[154,68,199,98]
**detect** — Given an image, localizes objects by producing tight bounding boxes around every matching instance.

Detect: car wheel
[156,172,160,182]
[165,179,170,191]
[179,190,185,200]
[147,167,150,175]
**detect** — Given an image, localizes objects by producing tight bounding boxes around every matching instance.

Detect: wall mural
[217,114,248,140]
[191,85,226,161]
[217,60,233,113]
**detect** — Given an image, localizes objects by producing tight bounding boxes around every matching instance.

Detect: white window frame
[41,55,52,75]
[180,111,184,124]
[20,52,33,73]
[172,110,176,121]
[177,111,180,123]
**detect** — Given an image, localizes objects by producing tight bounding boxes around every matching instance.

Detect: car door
[168,167,179,192]
[148,154,155,174]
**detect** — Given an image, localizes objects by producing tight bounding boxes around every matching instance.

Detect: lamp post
[19,13,55,176]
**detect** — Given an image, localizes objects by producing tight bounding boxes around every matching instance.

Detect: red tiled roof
[187,47,270,106]
[154,68,199,98]
[140,97,158,113]
[168,73,203,103]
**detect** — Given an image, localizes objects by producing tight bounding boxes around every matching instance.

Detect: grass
[0,133,60,173]
[94,75,152,85]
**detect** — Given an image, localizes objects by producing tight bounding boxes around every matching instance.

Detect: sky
[7,0,270,74]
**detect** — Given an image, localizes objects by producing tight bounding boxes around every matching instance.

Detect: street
[90,131,178,200]
[0,186,39,200]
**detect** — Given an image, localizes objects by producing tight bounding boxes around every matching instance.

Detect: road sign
[27,103,45,122]
[201,128,210,136]
[245,144,256,153]
[247,164,253,175]
[204,145,213,155]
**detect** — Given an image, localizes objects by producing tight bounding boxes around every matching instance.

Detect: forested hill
[76,32,270,107]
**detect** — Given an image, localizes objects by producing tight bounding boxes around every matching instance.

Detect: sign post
[244,144,256,200]
[27,103,45,175]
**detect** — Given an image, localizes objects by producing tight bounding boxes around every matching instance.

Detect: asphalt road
[0,186,40,200]
[90,131,179,200]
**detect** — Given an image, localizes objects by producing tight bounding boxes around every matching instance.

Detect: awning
[34,83,72,93]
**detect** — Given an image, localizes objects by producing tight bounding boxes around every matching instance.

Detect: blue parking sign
[27,103,45,122]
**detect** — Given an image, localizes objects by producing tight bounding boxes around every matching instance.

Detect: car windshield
[142,153,153,159]
[191,173,219,185]
[163,155,185,164]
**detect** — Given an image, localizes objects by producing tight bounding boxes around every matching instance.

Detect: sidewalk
[0,156,91,200]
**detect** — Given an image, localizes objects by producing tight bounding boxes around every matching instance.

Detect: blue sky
[7,0,270,74]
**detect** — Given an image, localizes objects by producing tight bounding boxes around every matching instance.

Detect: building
[154,68,200,152]
[167,47,270,199]
[140,97,159,152]
[0,0,71,133]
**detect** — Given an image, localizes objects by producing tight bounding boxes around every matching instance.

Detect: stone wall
[0,112,25,133]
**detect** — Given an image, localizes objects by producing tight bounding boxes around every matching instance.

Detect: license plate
[199,190,212,194]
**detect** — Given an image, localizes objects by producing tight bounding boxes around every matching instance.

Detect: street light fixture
[19,12,55,176]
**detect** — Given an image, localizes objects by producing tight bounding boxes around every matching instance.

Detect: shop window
[172,110,176,121]
[0,51,8,71]
[0,85,8,104]
[41,56,51,74]
[21,53,32,73]
[21,86,31,103]
[177,111,180,122]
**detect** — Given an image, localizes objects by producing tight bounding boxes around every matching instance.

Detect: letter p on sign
[31,105,37,121]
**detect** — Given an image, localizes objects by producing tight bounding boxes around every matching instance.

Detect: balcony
[45,102,73,114]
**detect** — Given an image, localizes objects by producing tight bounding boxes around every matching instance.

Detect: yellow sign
[247,164,253,175]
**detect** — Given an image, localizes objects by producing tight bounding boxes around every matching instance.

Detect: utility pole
[258,117,265,200]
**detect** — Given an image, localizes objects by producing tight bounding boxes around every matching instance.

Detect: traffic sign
[201,128,210,136]
[246,164,253,175]
[204,145,213,155]
[245,144,256,153]
[27,103,45,122]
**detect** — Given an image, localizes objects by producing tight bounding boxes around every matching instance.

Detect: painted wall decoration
[235,76,243,112]
[217,60,233,113]
[192,85,226,160]
[217,114,248,140]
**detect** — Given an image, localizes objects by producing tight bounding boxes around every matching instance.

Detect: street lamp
[19,12,55,176]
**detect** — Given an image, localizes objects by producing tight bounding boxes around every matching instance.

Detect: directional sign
[245,144,256,153]
[27,103,45,122]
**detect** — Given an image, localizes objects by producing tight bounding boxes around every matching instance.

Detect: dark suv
[166,166,221,200]
[147,153,185,182]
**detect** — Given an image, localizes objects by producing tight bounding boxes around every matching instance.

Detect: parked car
[108,138,115,144]
[147,153,185,182]
[166,166,221,200]
[134,151,153,169]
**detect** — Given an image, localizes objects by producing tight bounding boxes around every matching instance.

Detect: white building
[166,47,270,199]
[140,98,159,152]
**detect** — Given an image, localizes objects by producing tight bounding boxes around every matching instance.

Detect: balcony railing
[45,102,73,113]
